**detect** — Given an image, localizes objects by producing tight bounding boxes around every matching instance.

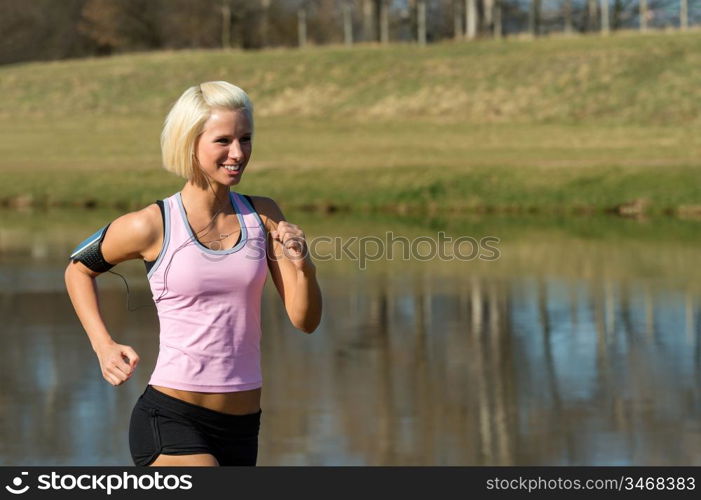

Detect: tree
[380,0,390,43]
[465,0,478,39]
[529,0,542,36]
[342,0,354,45]
[680,0,688,29]
[601,0,611,34]
[639,0,648,30]
[564,0,574,32]
[454,0,463,38]
[298,3,308,47]
[417,0,427,45]
[0,0,96,64]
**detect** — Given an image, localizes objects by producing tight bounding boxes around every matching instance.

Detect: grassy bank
[1,32,701,215]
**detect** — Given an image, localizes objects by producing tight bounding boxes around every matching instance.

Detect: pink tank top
[146,191,268,392]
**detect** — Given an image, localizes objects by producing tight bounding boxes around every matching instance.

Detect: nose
[228,141,244,162]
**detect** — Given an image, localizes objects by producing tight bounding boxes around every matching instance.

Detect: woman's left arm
[251,196,322,333]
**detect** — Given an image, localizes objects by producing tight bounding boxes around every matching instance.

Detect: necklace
[180,191,238,250]
[201,230,239,250]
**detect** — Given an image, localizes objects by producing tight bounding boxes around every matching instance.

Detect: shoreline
[2,193,700,219]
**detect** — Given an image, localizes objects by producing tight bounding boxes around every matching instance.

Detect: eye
[216,138,229,144]
[241,136,252,143]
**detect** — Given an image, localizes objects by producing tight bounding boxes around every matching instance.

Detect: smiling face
[194,108,253,187]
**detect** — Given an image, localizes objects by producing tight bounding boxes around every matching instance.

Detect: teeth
[223,165,241,171]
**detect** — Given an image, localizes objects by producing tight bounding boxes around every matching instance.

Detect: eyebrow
[213,133,252,139]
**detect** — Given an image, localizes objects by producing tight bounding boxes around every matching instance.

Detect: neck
[181,179,232,218]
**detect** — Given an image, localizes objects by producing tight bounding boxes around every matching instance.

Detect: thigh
[150,453,219,466]
[213,435,259,466]
[210,410,262,466]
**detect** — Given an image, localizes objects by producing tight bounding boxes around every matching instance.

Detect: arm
[251,196,322,334]
[64,204,162,385]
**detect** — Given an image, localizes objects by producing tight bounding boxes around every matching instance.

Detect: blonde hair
[160,81,254,180]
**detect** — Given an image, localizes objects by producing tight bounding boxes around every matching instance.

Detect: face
[195,108,253,186]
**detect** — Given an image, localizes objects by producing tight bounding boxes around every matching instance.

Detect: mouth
[221,164,243,174]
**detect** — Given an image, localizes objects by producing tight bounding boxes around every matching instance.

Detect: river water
[1,209,700,465]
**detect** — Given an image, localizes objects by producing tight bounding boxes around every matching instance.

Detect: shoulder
[103,202,163,260]
[246,195,285,231]
[111,203,162,240]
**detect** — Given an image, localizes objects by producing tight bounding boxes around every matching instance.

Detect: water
[1,209,700,465]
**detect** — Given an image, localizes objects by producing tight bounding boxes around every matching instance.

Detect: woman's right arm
[64,204,162,386]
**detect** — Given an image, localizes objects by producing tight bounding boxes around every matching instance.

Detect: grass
[1,31,701,214]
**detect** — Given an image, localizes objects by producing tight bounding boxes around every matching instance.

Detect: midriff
[151,385,261,415]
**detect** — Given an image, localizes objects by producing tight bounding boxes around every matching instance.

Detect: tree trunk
[529,0,541,37]
[343,0,353,46]
[601,0,610,35]
[260,0,271,47]
[494,0,502,39]
[639,0,647,31]
[417,0,426,46]
[680,0,688,30]
[298,7,307,47]
[564,0,573,33]
[612,0,623,29]
[454,0,463,39]
[221,0,231,49]
[363,0,375,41]
[588,0,598,31]
[465,0,477,40]
[483,0,494,32]
[380,0,389,44]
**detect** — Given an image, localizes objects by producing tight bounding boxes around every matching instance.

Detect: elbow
[290,296,322,334]
[294,320,319,334]
[64,262,74,287]
[292,313,321,334]
[64,260,97,288]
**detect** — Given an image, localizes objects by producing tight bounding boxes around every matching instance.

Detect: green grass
[2,31,701,214]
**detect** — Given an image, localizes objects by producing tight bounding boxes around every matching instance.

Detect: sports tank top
[146,191,268,392]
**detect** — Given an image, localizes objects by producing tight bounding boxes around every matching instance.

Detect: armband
[69,224,115,273]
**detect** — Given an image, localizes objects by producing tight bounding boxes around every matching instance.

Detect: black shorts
[129,385,261,466]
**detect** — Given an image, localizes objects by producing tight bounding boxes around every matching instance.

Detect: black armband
[69,224,115,273]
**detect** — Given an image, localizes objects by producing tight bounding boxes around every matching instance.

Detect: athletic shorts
[129,385,261,466]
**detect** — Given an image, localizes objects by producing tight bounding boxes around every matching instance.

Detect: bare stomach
[151,385,261,415]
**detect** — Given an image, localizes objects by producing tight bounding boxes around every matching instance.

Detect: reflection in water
[1,215,701,465]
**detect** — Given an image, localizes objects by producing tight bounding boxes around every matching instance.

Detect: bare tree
[221,0,232,48]
[588,0,599,31]
[494,0,502,38]
[260,0,271,46]
[639,0,648,30]
[362,0,376,41]
[380,0,390,43]
[483,0,494,33]
[529,0,541,36]
[453,0,463,38]
[80,0,166,51]
[563,0,574,32]
[601,0,610,34]
[417,0,427,45]
[680,0,688,29]
[465,0,477,39]
[342,0,354,45]
[298,3,307,47]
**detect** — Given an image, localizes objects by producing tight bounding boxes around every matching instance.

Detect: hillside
[1,32,701,214]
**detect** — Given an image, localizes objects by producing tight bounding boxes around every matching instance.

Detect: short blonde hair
[161,81,254,180]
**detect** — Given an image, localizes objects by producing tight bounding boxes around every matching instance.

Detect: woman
[64,81,322,466]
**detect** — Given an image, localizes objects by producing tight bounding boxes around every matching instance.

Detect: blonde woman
[65,81,322,466]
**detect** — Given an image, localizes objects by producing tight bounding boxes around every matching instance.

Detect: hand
[270,221,310,271]
[95,341,140,386]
